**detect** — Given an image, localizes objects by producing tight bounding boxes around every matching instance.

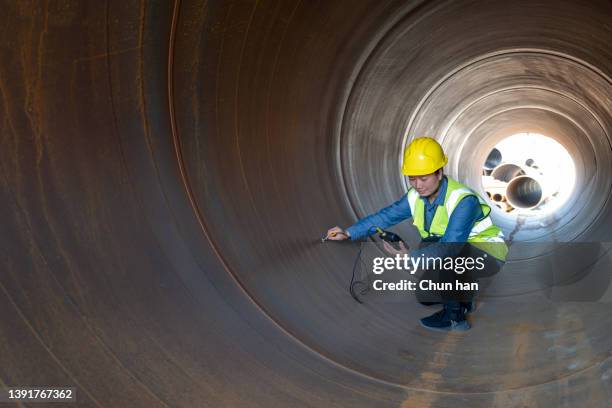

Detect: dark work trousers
[414,240,504,308]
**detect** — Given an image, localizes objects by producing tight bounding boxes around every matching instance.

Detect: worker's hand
[383,240,409,256]
[325,226,350,241]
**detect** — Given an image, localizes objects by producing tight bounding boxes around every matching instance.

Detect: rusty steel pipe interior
[1,1,611,407]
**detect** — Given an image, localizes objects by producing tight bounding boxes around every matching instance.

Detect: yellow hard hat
[401,137,448,176]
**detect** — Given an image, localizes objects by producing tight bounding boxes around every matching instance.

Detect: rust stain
[401,335,460,407]
[491,323,533,406]
[510,322,540,333]
[400,392,437,408]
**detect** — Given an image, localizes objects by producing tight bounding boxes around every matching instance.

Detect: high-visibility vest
[407,177,508,261]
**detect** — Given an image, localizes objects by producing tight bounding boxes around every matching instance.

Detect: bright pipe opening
[482,133,576,215]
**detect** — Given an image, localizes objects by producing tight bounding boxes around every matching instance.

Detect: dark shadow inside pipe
[484,148,502,170]
[491,163,526,183]
[507,176,543,208]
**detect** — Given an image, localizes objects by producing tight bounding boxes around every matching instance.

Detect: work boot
[421,300,475,313]
[420,303,470,332]
[461,300,475,313]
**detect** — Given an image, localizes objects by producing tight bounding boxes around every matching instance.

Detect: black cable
[349,227,407,303]
[349,245,368,303]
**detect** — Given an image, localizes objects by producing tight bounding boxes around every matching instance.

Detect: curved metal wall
[1,1,610,407]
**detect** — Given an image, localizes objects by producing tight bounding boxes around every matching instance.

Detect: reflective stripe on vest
[406,177,508,260]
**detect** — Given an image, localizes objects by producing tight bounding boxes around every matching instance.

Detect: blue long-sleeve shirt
[345,176,484,258]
